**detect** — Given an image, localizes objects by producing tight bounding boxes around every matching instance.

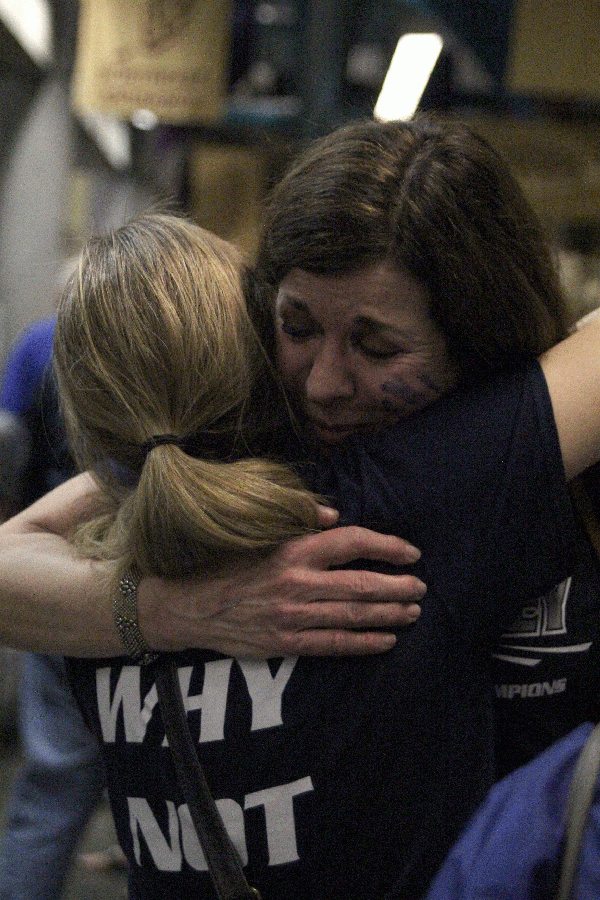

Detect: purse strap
[556,721,600,900]
[152,655,261,900]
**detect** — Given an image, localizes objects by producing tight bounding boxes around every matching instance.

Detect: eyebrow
[277,295,311,311]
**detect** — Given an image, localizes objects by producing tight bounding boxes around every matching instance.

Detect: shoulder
[328,361,552,499]
[1,318,57,412]
[8,318,56,364]
[425,724,595,900]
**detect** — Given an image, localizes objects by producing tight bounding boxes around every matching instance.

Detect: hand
[138,524,425,657]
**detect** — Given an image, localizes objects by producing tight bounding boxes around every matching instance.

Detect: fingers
[278,598,422,631]
[285,526,421,569]
[222,628,402,658]
[281,629,400,656]
[315,504,340,528]
[298,569,426,606]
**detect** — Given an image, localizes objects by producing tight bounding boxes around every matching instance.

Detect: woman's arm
[0,473,121,654]
[541,313,600,480]
[0,473,425,657]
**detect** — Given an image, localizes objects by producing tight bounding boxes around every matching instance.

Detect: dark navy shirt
[67,362,578,900]
[492,525,600,778]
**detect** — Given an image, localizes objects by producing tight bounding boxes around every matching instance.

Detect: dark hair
[256,116,569,381]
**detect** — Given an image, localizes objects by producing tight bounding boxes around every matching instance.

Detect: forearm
[0,527,121,655]
[0,475,426,658]
[541,313,600,480]
[0,473,122,655]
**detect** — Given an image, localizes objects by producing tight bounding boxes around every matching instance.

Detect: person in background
[0,306,109,900]
[0,410,29,747]
[0,317,69,505]
[422,719,600,899]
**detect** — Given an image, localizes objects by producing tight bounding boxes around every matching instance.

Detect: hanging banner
[71,0,232,124]
[505,0,600,101]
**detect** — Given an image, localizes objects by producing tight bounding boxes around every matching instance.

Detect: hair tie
[142,434,186,455]
[140,429,240,461]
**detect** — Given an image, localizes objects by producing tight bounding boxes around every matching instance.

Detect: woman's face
[274,262,458,445]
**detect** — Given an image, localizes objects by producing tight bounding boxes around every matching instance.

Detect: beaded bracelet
[113,564,159,666]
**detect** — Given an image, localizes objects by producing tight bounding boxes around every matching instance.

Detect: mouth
[306,416,365,443]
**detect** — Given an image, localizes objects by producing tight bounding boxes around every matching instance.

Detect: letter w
[96,666,158,742]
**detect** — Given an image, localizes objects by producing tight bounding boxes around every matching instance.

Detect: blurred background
[0,0,599,367]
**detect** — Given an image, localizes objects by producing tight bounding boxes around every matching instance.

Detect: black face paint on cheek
[381,371,445,412]
[381,376,424,407]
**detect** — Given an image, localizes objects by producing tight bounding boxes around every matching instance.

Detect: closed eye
[352,335,403,360]
[360,345,402,360]
[279,319,319,341]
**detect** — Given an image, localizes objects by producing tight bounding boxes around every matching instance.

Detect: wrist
[136,573,189,652]
[113,565,160,664]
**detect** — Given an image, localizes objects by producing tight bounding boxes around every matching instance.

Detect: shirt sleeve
[0,319,55,416]
[318,361,579,644]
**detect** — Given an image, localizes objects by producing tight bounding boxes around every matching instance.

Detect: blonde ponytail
[54,213,321,577]
[127,449,319,576]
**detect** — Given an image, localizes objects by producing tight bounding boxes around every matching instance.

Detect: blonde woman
[51,211,600,899]
[53,214,324,577]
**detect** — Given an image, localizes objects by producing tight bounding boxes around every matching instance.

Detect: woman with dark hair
[255,116,599,779]
[256,116,567,387]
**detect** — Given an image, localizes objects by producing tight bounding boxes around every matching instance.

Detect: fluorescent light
[374,33,443,122]
[0,0,52,67]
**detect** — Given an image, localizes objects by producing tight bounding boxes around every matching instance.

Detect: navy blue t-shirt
[67,362,578,900]
[492,521,600,778]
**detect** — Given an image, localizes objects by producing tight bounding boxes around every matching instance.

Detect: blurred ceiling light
[0,0,52,67]
[346,44,387,89]
[374,32,443,122]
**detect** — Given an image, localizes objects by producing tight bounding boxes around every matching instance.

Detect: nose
[305,340,355,406]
